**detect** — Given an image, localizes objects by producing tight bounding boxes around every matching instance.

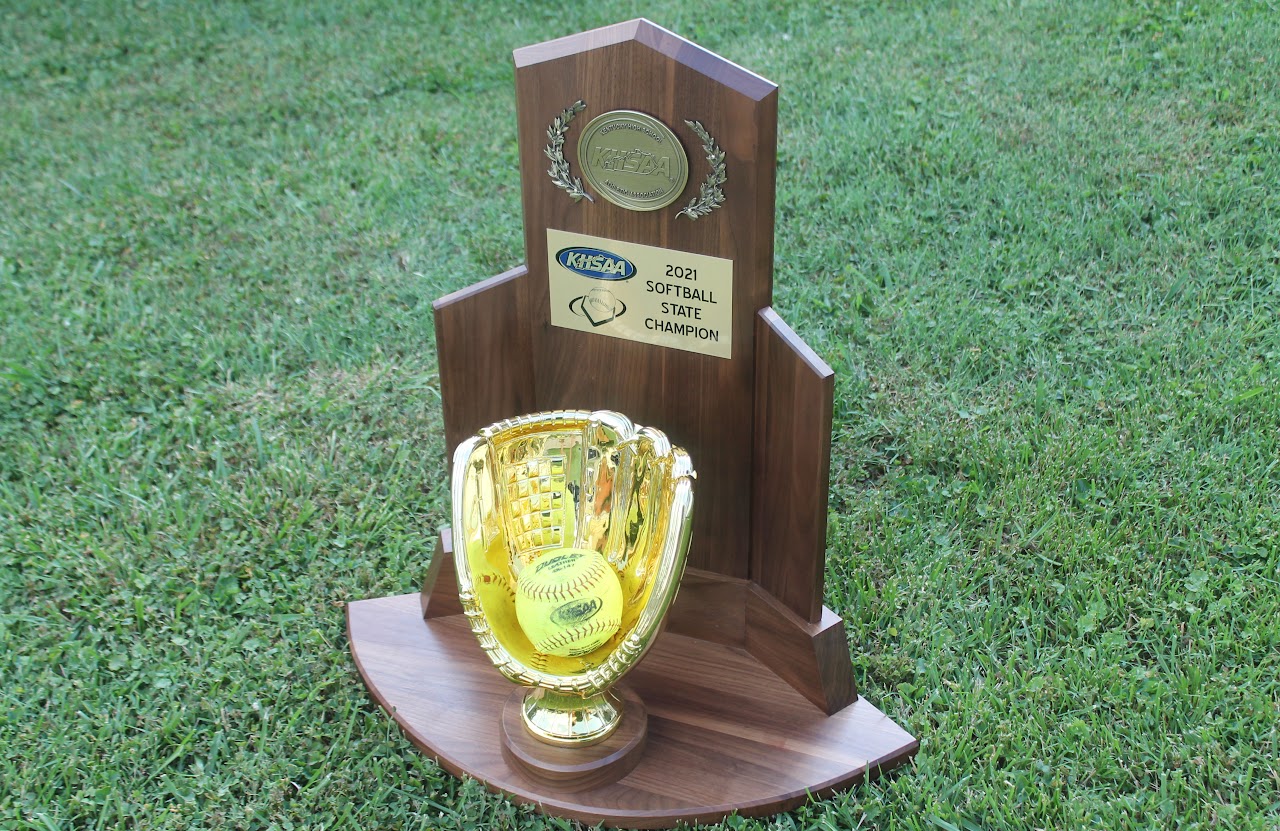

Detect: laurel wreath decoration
[678,120,727,220]
[545,100,593,203]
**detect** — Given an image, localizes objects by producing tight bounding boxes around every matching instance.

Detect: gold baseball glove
[451,409,695,743]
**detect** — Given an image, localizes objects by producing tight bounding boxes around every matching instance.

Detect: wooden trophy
[346,19,918,827]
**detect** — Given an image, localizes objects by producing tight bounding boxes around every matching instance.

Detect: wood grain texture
[513,19,777,579]
[751,307,835,623]
[348,594,918,828]
[500,686,648,792]
[433,264,536,458]
[666,567,855,713]
[746,582,856,715]
[661,567,748,649]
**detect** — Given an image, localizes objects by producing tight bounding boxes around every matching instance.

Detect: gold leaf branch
[545,100,593,203]
[678,120,726,220]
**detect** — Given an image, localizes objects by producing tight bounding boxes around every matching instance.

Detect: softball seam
[478,572,516,599]
[534,618,621,653]
[520,557,610,602]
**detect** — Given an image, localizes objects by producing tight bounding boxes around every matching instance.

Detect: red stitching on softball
[535,617,620,652]
[521,557,609,602]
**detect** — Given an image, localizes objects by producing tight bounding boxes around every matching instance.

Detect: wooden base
[500,686,648,792]
[348,593,918,828]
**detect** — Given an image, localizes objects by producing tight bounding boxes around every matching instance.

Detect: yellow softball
[515,547,623,658]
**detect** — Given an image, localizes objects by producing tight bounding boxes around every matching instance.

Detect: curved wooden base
[348,593,918,828]
[501,686,648,792]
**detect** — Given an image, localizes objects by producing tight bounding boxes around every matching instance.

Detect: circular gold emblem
[577,110,689,212]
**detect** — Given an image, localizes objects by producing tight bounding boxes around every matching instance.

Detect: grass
[2,0,1277,828]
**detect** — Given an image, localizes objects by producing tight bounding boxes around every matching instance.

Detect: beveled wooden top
[515,19,776,102]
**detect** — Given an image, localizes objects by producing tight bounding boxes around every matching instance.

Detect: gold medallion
[577,110,689,212]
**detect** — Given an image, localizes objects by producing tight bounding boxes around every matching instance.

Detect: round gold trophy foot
[501,686,648,793]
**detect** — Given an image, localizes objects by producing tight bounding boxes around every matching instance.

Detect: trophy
[347,19,918,827]
[451,409,694,753]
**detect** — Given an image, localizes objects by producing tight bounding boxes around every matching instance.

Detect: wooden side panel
[666,568,857,715]
[421,528,462,620]
[750,308,834,623]
[433,265,536,458]
[513,20,778,579]
[745,584,856,715]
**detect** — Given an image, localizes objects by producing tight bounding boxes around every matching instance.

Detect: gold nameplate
[577,111,689,212]
[548,229,732,359]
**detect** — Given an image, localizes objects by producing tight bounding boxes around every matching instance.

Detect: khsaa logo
[556,247,635,280]
[552,597,602,626]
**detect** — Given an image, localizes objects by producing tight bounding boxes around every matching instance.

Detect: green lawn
[2,1,1277,829]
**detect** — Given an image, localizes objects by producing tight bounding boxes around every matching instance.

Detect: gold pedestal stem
[521,687,622,747]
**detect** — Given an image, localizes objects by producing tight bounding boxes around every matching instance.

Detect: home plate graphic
[569,288,627,326]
